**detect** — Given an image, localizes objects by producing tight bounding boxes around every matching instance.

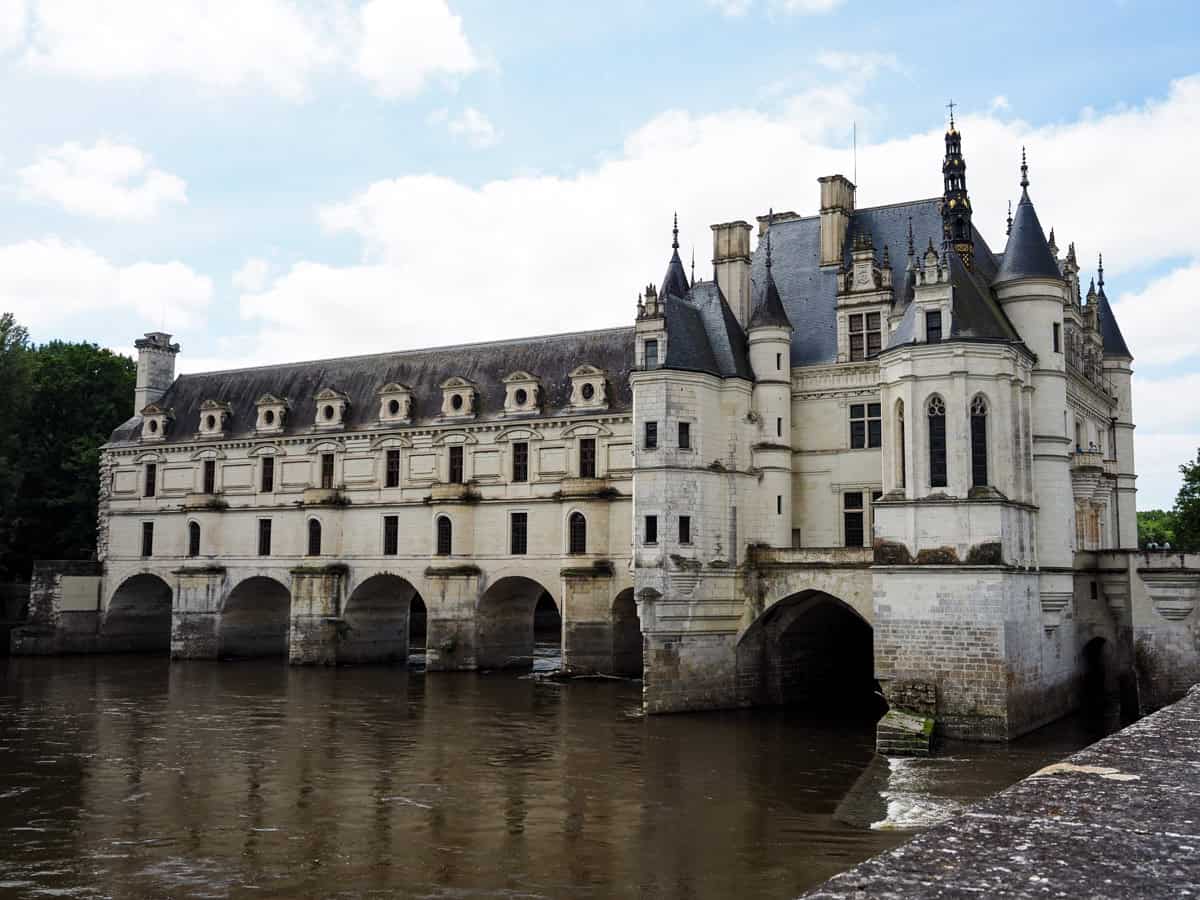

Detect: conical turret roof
[993,152,1061,285]
[659,213,691,300]
[748,268,792,330]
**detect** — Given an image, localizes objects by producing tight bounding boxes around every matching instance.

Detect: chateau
[17,119,1200,747]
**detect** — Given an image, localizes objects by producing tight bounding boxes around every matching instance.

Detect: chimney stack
[818,175,855,267]
[711,220,752,327]
[134,332,180,414]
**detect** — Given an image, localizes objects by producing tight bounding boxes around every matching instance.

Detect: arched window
[187,521,201,557]
[307,519,322,556]
[895,399,906,489]
[436,516,452,556]
[568,512,587,555]
[928,395,947,488]
[970,396,988,488]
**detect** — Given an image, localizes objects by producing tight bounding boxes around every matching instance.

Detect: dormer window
[377,383,413,424]
[313,388,350,431]
[255,394,289,434]
[503,371,541,415]
[197,400,232,438]
[440,377,477,419]
[925,310,943,344]
[644,339,659,368]
[848,312,881,361]
[568,365,609,410]
[140,403,171,442]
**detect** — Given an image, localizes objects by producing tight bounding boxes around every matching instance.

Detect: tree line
[0,312,136,580]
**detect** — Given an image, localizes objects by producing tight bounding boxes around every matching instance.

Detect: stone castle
[16,118,1200,747]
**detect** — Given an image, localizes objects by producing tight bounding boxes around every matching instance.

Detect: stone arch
[103,573,173,652]
[611,587,642,677]
[476,575,560,670]
[736,590,881,719]
[341,573,421,664]
[218,576,291,659]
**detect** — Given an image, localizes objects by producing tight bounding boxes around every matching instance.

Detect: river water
[0,654,1116,899]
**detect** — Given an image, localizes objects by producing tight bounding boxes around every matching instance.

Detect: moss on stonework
[874,540,913,565]
[560,560,615,578]
[290,563,349,577]
[966,542,1003,565]
[915,546,960,565]
[171,565,227,576]
[424,564,482,578]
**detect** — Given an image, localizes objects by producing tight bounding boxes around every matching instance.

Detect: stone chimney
[711,220,752,327]
[134,332,180,414]
[818,174,855,267]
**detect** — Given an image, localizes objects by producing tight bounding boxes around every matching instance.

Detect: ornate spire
[1019,146,1029,191]
[1006,201,1013,236]
[1097,252,1105,291]
[942,108,974,270]
[672,211,679,250]
[906,216,914,259]
[1048,227,1058,257]
[947,98,956,131]
[690,247,695,287]
[658,214,690,300]
[765,208,774,271]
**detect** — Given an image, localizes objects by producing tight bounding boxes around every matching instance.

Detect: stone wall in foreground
[804,685,1200,899]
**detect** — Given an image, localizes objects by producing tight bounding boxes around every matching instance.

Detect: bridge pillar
[171,567,225,659]
[560,566,614,674]
[423,567,481,670]
[289,566,346,666]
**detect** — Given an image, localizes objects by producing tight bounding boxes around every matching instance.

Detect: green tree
[1174,449,1200,552]
[1137,509,1177,549]
[0,327,136,579]
[0,313,34,573]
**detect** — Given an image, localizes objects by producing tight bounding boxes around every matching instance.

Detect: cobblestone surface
[805,685,1200,899]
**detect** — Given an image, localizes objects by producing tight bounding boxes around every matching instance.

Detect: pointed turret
[748,212,792,330]
[1095,254,1132,358]
[993,149,1061,284]
[941,104,975,270]
[659,212,691,300]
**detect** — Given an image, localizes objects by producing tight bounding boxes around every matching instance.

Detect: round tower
[748,218,794,549]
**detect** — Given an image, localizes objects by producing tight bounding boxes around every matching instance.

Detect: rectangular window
[644,339,659,368]
[385,449,401,488]
[203,460,216,495]
[930,407,948,488]
[645,515,658,545]
[448,446,464,484]
[513,442,529,482]
[679,515,691,545]
[510,512,528,555]
[776,417,783,438]
[579,438,596,478]
[849,403,882,449]
[383,515,399,556]
[926,310,943,343]
[141,522,154,557]
[776,352,782,371]
[261,456,274,493]
[777,495,782,515]
[1053,322,1062,353]
[678,422,691,450]
[971,407,988,488]
[644,421,658,450]
[258,519,272,557]
[848,312,883,361]
[843,492,865,547]
[188,522,200,558]
[144,463,157,498]
[321,453,335,489]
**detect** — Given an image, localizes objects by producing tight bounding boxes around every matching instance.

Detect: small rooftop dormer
[255,393,289,434]
[140,402,172,442]
[440,377,477,419]
[568,364,609,410]
[377,382,413,424]
[502,371,541,416]
[313,388,350,431]
[197,399,232,439]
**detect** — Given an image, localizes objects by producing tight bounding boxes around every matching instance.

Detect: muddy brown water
[0,654,1117,899]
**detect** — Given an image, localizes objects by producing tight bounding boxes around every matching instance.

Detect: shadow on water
[0,656,1119,899]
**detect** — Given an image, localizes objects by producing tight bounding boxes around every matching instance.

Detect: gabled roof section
[107,327,635,445]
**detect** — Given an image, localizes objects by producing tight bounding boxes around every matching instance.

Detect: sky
[0,0,1197,509]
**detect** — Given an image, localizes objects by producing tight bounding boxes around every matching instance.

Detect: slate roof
[1096,286,1132,358]
[748,267,793,330]
[660,248,691,300]
[661,282,753,380]
[993,189,1062,284]
[108,327,635,445]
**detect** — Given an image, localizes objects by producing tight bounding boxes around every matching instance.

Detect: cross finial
[765,208,774,271]
[1097,252,1105,289]
[1019,146,1029,190]
[946,99,956,129]
[672,211,679,250]
[1006,200,1013,235]
[690,246,696,286]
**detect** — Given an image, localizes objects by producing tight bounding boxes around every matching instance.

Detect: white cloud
[354,0,478,99]
[1133,432,1199,510]
[0,237,211,331]
[433,106,499,148]
[989,95,1011,112]
[770,0,845,12]
[708,0,754,15]
[19,140,186,221]
[815,51,900,80]
[17,0,479,101]
[0,0,25,52]
[232,258,271,293]
[1131,371,1200,506]
[1110,262,1200,368]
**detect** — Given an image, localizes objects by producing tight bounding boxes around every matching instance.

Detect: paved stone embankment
[805,686,1200,899]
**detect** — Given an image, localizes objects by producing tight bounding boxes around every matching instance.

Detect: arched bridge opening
[342,574,422,665]
[219,577,291,659]
[611,587,642,678]
[477,577,560,671]
[103,574,173,653]
[737,590,882,721]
